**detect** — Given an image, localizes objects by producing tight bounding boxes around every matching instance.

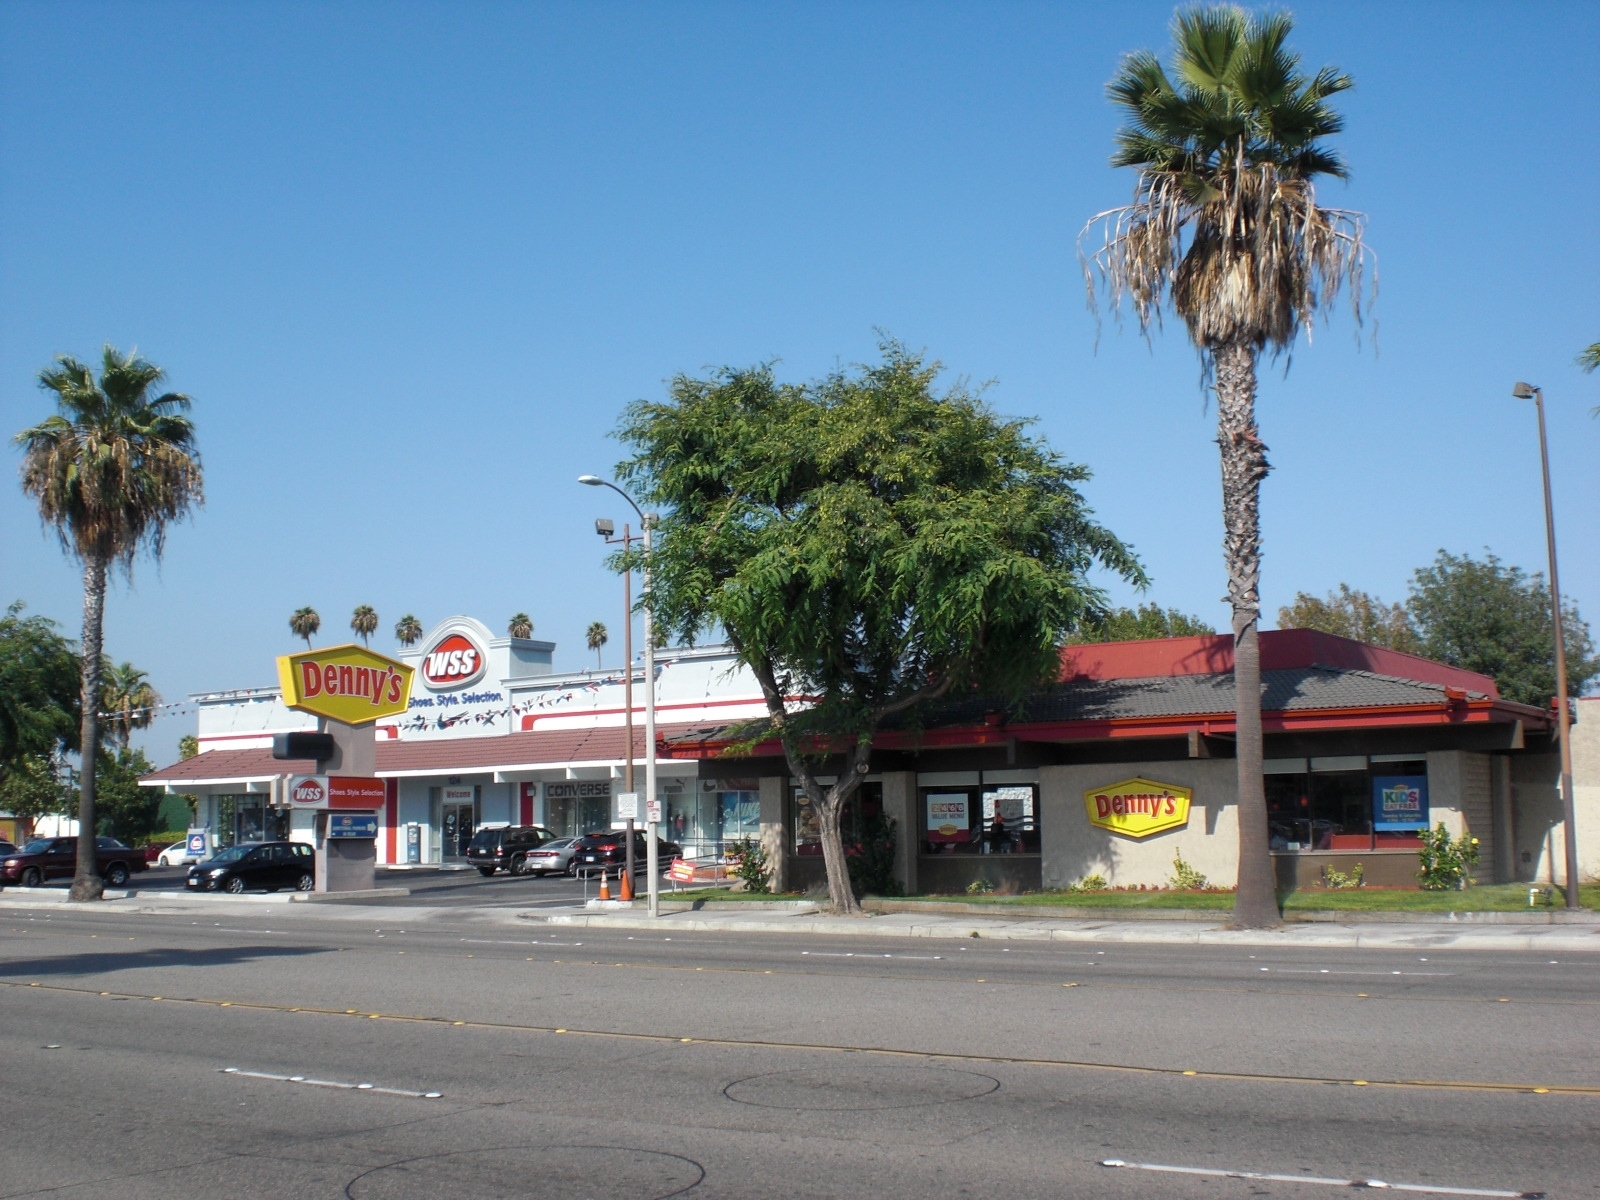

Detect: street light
[579,474,661,918]
[1512,382,1579,909]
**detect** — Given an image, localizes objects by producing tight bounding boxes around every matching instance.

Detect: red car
[1,836,149,888]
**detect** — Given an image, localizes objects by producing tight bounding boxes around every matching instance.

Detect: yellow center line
[3,977,1594,1098]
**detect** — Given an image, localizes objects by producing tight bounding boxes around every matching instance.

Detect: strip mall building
[142,616,1595,893]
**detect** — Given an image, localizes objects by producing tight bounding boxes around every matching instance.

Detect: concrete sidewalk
[522,903,1600,952]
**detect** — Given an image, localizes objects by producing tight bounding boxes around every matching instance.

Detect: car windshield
[19,839,52,855]
[207,846,251,864]
[467,830,501,849]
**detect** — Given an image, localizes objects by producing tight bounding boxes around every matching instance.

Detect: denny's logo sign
[276,644,414,725]
[1084,777,1192,839]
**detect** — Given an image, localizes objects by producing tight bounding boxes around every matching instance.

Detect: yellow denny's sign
[276,644,414,725]
[1084,777,1192,838]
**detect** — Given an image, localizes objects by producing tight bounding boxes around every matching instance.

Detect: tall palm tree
[101,661,160,747]
[1578,342,1599,373]
[350,604,378,647]
[508,613,534,639]
[290,607,320,648]
[585,621,608,669]
[394,613,423,647]
[15,345,202,901]
[1081,7,1370,927]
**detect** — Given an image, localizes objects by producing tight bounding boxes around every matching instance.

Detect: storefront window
[794,783,883,855]
[1266,757,1428,850]
[922,784,1040,855]
[670,780,761,861]
[544,781,611,839]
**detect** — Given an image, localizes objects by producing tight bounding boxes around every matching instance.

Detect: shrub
[1169,851,1208,891]
[1417,823,1480,890]
[1069,873,1109,893]
[848,814,902,897]
[966,877,996,895]
[1319,862,1365,889]
[728,837,770,894]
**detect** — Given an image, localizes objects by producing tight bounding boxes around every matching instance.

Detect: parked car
[152,840,196,867]
[465,825,556,876]
[0,836,149,888]
[516,836,580,876]
[0,841,15,858]
[571,830,682,875]
[187,841,315,894]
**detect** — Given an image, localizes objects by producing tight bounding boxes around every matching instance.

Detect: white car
[156,841,196,867]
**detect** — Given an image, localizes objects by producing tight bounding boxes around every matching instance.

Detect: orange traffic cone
[618,868,634,902]
[597,871,611,901]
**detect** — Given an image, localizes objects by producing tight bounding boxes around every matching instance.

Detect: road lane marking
[6,979,1592,1098]
[1098,1158,1544,1197]
[221,1067,441,1099]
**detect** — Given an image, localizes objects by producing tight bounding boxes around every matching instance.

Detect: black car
[571,830,682,876]
[465,825,556,876]
[187,841,315,893]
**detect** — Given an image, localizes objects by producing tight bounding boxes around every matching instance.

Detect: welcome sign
[1372,776,1428,831]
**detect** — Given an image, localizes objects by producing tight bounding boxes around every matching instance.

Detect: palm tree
[508,613,533,639]
[15,345,202,901]
[586,621,608,669]
[101,661,160,747]
[290,607,320,648]
[350,605,378,647]
[1578,342,1599,373]
[1080,7,1371,928]
[394,613,423,647]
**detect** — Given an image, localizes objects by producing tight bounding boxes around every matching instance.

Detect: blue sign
[1372,776,1428,831]
[186,831,208,856]
[327,812,378,839]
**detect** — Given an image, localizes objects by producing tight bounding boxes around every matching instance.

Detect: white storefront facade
[142,616,770,865]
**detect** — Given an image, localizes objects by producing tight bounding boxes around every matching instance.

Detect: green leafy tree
[394,614,423,647]
[0,752,75,827]
[15,346,202,900]
[1071,603,1214,642]
[586,621,609,669]
[350,605,378,647]
[1407,551,1597,706]
[1080,7,1371,928]
[178,734,199,760]
[615,343,1145,913]
[1277,584,1420,652]
[100,661,161,746]
[0,601,81,770]
[508,613,534,639]
[289,607,320,648]
[93,746,159,842]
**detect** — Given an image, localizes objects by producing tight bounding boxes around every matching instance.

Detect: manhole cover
[723,1064,1000,1111]
[346,1145,704,1200]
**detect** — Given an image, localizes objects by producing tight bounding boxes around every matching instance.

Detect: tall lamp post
[1512,382,1579,909]
[580,475,660,918]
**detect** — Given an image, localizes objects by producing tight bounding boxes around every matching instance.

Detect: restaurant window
[1266,756,1428,851]
[921,781,1040,856]
[793,782,883,855]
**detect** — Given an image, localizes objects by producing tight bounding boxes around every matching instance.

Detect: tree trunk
[71,555,107,902]
[1215,340,1279,928]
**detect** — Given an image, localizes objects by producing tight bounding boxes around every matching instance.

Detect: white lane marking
[460,938,582,946]
[1270,969,1457,978]
[800,951,943,960]
[221,1067,441,1099]
[1098,1159,1542,1197]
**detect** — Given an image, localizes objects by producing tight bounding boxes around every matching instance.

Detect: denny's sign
[276,644,414,725]
[1084,777,1191,839]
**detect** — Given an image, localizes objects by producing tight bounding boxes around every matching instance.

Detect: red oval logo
[291,778,326,805]
[420,632,486,690]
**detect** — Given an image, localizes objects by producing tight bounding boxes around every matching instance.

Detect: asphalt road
[2,898,1597,1199]
[125,863,609,907]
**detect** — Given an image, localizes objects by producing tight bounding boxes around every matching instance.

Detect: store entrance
[442,804,475,860]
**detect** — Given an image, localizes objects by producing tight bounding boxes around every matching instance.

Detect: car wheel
[20,867,42,888]
[104,863,130,886]
[224,875,247,894]
[295,873,314,892]
[567,862,579,877]
[476,866,496,877]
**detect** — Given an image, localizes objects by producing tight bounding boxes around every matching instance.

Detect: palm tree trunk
[71,555,107,902]
[1215,340,1279,928]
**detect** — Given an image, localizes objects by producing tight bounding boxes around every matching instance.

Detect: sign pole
[644,514,659,919]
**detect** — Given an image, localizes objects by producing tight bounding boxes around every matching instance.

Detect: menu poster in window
[926,793,971,843]
[1372,776,1428,830]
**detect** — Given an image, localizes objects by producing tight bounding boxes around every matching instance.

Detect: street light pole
[580,475,661,918]
[1512,382,1579,909]
[596,519,638,892]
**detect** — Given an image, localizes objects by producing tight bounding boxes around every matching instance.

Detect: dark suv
[466,825,556,876]
[571,830,682,876]
[1,836,148,888]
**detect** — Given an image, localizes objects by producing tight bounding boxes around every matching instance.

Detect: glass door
[441,804,475,860]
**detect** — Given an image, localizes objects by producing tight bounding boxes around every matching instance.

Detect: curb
[291,887,412,902]
[861,899,1600,926]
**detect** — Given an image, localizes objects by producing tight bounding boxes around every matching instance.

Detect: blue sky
[2,0,1596,765]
